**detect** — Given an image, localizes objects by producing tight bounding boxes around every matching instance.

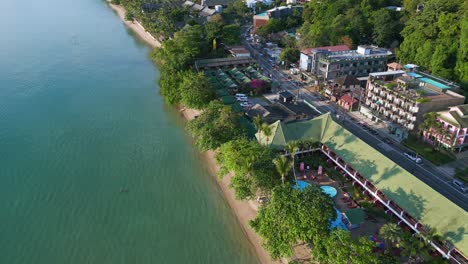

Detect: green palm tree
[273,155,293,185]
[421,112,440,143]
[253,115,262,136]
[262,123,272,146]
[285,141,300,182]
[418,122,428,138]
[379,223,403,248]
[286,140,299,158]
[438,128,451,149]
[401,234,431,263]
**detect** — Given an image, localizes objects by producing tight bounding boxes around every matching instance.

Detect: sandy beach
[180,108,282,264]
[107,2,161,48]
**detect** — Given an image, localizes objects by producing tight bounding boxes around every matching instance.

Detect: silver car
[452,180,468,192]
[404,152,422,164]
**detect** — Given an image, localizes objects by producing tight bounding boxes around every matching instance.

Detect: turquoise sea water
[0,0,258,263]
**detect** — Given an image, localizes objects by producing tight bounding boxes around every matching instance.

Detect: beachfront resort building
[256,113,468,263]
[361,66,465,140]
[299,45,392,80]
[424,104,468,152]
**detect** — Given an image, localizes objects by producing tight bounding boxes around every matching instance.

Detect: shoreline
[107,3,279,263]
[107,2,161,48]
[180,108,281,264]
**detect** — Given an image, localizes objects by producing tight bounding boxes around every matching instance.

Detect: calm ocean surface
[0,0,258,263]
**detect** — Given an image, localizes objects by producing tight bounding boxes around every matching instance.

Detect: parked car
[404,152,422,164]
[452,180,468,192]
[240,102,252,108]
[235,93,247,98]
[236,96,248,102]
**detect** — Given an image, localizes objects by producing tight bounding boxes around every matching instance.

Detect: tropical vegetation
[216,138,279,199]
[187,101,248,151]
[250,185,336,259]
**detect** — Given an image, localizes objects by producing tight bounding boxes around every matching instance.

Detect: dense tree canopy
[180,71,215,109]
[299,0,404,48]
[250,185,335,259]
[158,68,182,105]
[397,0,466,89]
[222,24,241,45]
[216,139,280,199]
[152,25,208,71]
[224,0,250,18]
[311,229,379,264]
[279,48,300,65]
[187,101,248,151]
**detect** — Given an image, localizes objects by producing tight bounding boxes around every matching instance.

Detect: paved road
[242,29,468,211]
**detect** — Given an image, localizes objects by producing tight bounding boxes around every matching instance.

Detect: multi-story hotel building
[300,45,392,80]
[360,65,465,140]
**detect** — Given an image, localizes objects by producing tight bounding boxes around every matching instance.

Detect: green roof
[216,89,229,97]
[257,113,468,255]
[221,96,236,105]
[344,208,365,225]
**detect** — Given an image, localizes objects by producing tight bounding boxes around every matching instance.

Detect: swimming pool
[295,180,310,190]
[320,185,337,198]
[331,209,348,230]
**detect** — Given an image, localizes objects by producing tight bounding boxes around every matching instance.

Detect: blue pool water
[420,77,450,89]
[320,185,338,198]
[407,72,422,78]
[295,180,310,190]
[331,209,348,230]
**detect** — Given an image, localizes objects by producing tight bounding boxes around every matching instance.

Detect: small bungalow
[338,94,358,112]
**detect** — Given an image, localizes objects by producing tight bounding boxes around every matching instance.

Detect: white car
[240,102,252,108]
[235,93,246,98]
[404,152,422,164]
[236,96,248,102]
